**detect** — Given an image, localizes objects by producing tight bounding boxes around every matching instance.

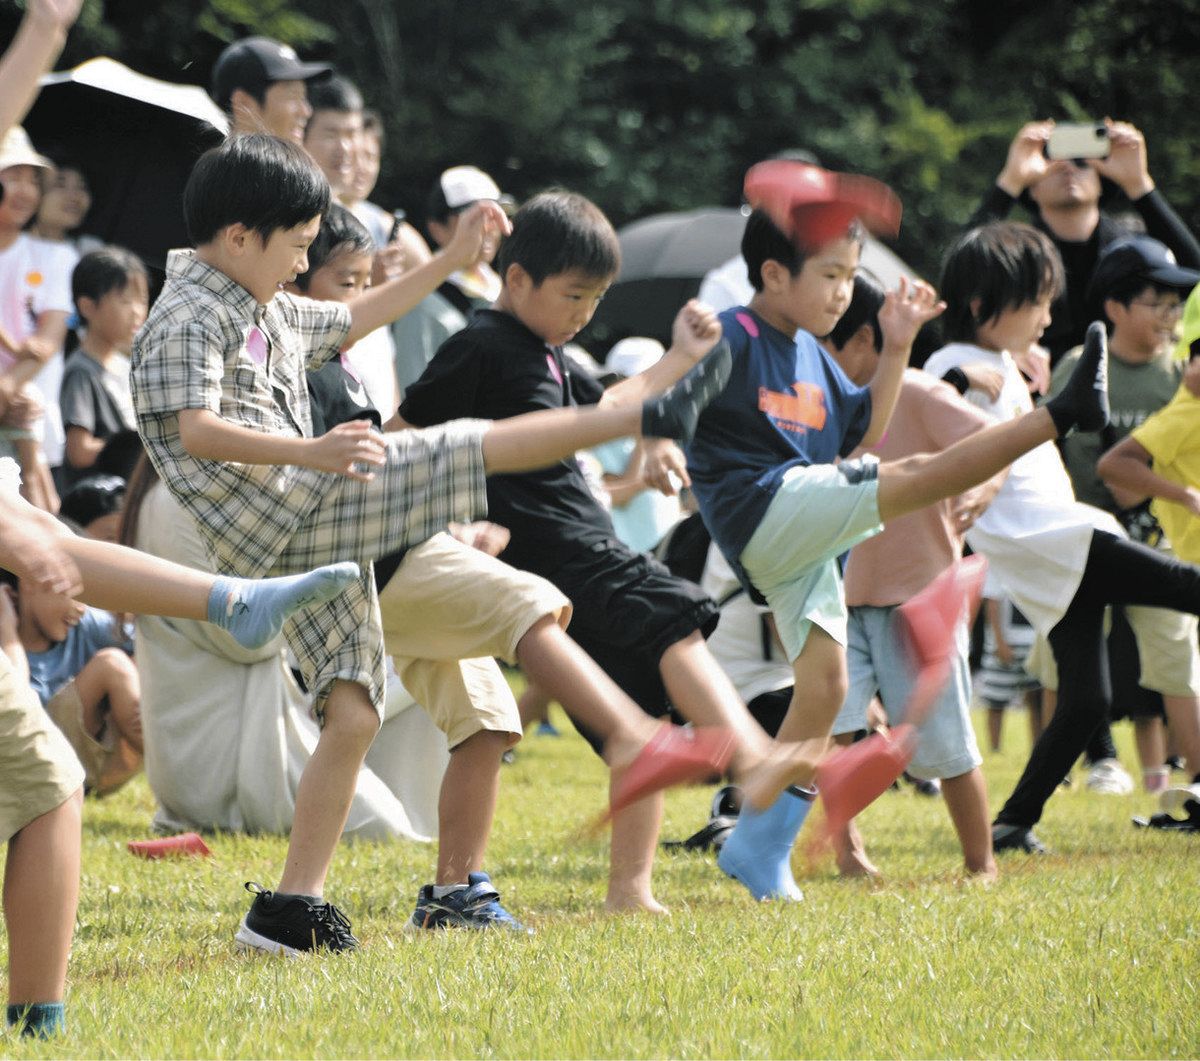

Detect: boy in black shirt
[397,191,821,905]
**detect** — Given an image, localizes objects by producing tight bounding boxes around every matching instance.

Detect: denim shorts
[832,604,981,781]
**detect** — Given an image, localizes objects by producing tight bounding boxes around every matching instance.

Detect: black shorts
[545,538,718,752]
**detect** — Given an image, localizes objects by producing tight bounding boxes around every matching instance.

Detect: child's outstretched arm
[600,300,722,408]
[860,278,944,448]
[178,409,386,482]
[344,201,512,346]
[0,0,82,142]
[1097,435,1200,516]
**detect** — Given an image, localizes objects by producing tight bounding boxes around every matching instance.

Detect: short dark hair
[293,203,374,291]
[184,134,330,245]
[741,208,865,292]
[827,272,886,351]
[496,190,619,286]
[939,222,1065,343]
[361,110,384,146]
[1092,277,1171,332]
[59,474,125,529]
[71,246,147,316]
[307,75,363,116]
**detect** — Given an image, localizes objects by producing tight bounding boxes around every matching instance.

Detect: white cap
[0,127,52,172]
[606,336,666,378]
[439,165,502,210]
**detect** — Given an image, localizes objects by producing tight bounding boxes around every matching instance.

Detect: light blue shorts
[833,604,981,781]
[740,458,883,661]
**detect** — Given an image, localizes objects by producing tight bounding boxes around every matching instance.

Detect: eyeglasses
[1130,298,1184,318]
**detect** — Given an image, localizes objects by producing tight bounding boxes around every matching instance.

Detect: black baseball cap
[210,37,332,111]
[1088,235,1200,305]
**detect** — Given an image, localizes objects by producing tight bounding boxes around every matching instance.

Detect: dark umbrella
[582,206,918,356]
[24,58,228,278]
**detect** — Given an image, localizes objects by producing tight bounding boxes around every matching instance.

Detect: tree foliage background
[3,0,1199,280]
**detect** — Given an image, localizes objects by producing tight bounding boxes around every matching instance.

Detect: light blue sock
[207,562,360,649]
[7,1002,65,1038]
[717,785,815,901]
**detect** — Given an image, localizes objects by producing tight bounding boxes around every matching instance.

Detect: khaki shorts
[0,653,84,843]
[1028,607,1200,698]
[379,533,571,749]
[44,680,120,791]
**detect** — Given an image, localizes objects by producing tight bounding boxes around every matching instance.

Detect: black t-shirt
[399,308,616,574]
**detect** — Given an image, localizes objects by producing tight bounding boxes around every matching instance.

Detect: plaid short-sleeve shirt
[131,249,352,578]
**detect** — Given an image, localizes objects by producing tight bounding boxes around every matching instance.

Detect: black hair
[741,208,865,292]
[939,222,1065,343]
[92,429,144,482]
[1092,276,1173,332]
[59,474,126,529]
[827,272,886,352]
[307,75,363,116]
[40,150,89,187]
[71,246,147,316]
[495,190,619,285]
[292,203,374,292]
[184,134,330,246]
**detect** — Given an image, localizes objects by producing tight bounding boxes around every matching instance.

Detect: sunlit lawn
[3,703,1197,1059]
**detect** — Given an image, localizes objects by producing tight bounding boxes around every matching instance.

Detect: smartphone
[387,208,407,243]
[1046,123,1110,161]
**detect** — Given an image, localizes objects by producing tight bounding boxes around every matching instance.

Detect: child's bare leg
[74,648,142,754]
[828,735,880,878]
[987,708,1004,753]
[517,683,552,729]
[877,408,1058,523]
[514,617,660,764]
[1133,716,1166,781]
[1162,695,1200,777]
[660,632,825,811]
[436,730,510,885]
[940,768,997,879]
[276,681,378,896]
[5,788,81,1007]
[606,790,666,915]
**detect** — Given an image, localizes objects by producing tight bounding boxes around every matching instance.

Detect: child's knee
[452,727,519,757]
[321,683,382,748]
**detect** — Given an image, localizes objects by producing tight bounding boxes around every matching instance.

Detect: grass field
[3,705,1198,1059]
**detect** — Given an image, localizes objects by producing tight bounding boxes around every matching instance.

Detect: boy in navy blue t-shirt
[684,165,1114,899]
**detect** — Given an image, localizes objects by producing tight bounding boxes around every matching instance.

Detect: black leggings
[995,531,1200,828]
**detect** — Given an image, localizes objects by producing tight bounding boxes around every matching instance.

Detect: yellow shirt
[1131,384,1200,562]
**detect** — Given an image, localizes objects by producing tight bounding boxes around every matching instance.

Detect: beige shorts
[379,533,571,748]
[0,653,84,843]
[44,680,120,791]
[1028,607,1200,698]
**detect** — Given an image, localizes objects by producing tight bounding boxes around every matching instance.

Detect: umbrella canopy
[582,206,919,355]
[24,58,228,275]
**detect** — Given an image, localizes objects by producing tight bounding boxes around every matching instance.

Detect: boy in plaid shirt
[131,134,735,953]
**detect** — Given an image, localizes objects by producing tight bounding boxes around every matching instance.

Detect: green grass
[4,706,1198,1059]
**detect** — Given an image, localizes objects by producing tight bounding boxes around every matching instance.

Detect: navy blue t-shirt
[685,306,872,570]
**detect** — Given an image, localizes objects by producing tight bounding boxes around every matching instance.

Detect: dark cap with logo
[211,37,332,111]
[1089,235,1200,305]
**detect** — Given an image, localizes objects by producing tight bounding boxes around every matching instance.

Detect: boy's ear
[220,222,254,257]
[1103,297,1125,326]
[968,296,982,323]
[228,87,264,125]
[503,261,532,295]
[759,259,790,292]
[76,295,97,321]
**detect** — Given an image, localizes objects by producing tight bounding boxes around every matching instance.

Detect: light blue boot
[716,785,814,901]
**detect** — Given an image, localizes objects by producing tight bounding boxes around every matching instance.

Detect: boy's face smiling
[1107,284,1183,363]
[752,235,860,338]
[502,266,611,347]
[18,580,85,649]
[304,248,373,304]
[217,216,322,305]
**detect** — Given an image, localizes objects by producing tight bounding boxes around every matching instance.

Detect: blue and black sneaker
[405,871,532,934]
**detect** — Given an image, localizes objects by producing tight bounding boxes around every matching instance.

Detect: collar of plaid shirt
[166,249,270,325]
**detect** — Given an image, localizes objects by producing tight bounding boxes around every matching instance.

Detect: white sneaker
[1086,757,1135,795]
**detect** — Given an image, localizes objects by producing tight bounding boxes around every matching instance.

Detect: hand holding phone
[1045,123,1110,161]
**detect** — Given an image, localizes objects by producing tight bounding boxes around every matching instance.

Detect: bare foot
[738,738,827,811]
[832,819,881,878]
[605,893,670,915]
[962,862,998,885]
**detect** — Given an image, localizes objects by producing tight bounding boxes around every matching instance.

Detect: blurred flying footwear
[535,721,561,737]
[607,724,737,821]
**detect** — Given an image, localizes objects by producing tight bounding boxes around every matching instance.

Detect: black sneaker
[234,881,360,955]
[992,823,1049,855]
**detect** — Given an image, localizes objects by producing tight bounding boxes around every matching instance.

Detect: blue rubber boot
[716,785,814,901]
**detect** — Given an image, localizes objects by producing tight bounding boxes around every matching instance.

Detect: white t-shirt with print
[0,233,79,465]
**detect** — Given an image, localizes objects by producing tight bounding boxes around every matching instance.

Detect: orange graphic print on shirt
[758,382,827,434]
